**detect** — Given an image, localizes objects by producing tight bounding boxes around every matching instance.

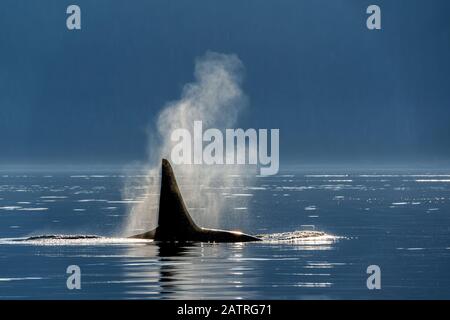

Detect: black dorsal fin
[131,158,261,242]
[155,159,200,239]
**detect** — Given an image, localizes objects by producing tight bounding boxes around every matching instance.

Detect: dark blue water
[1,169,449,299]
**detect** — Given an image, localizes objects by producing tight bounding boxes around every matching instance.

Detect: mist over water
[123,52,253,236]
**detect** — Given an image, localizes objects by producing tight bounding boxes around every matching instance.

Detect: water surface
[1,169,449,299]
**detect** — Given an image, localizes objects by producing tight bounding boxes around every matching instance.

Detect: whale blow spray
[124,52,252,236]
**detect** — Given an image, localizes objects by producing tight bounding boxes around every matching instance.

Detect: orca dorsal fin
[130,158,261,242]
[156,159,200,238]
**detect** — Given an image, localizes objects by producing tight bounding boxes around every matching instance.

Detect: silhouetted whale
[130,159,261,242]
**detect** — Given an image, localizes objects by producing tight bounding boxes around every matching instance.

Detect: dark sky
[1,0,449,166]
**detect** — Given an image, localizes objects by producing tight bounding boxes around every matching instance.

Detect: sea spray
[123,52,253,236]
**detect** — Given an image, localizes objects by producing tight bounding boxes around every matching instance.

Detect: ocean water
[0,168,450,299]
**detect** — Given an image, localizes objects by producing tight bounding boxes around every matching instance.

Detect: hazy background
[1,0,449,167]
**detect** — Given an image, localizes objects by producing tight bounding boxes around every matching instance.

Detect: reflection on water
[0,237,343,299]
[0,232,341,299]
[120,239,340,300]
[1,170,450,299]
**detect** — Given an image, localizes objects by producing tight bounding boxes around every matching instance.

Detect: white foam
[260,230,340,245]
[0,236,152,246]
